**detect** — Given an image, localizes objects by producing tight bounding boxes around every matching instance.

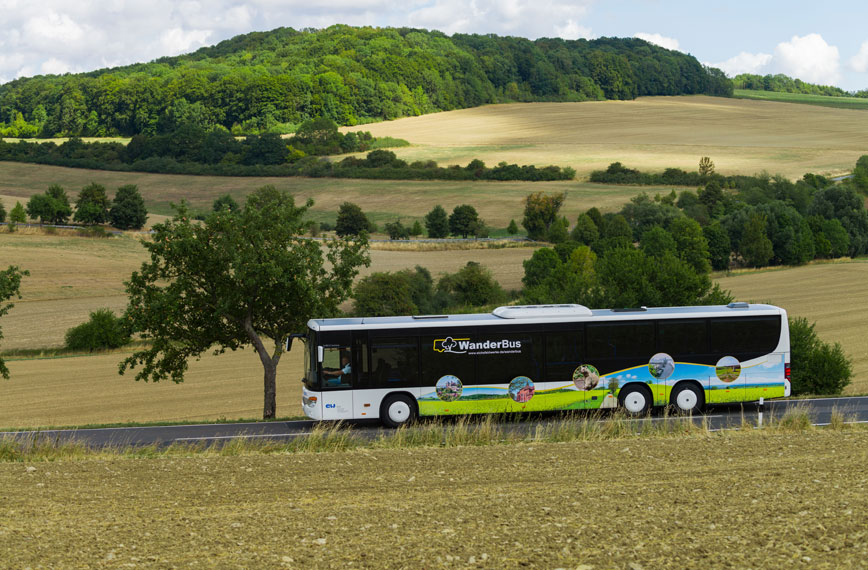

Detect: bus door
[319,343,355,419]
[351,331,377,419]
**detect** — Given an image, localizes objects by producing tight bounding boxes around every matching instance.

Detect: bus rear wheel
[619,385,652,416]
[670,383,704,414]
[380,394,417,428]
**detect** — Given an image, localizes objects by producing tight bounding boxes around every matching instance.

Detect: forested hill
[0,25,732,138]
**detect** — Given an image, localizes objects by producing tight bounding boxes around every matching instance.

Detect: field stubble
[0,429,866,567]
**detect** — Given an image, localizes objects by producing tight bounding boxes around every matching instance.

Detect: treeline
[9,182,148,230]
[0,25,732,138]
[733,73,868,98]
[0,134,574,181]
[566,156,868,272]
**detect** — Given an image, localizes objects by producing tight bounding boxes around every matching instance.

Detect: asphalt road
[3,396,868,448]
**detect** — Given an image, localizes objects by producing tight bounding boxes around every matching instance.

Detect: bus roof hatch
[492,304,593,319]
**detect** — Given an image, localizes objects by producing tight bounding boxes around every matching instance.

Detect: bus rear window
[710,316,781,355]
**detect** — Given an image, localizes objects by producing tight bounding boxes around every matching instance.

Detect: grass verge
[3,410,862,463]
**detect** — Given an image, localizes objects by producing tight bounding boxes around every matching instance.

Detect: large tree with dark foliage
[120,186,370,418]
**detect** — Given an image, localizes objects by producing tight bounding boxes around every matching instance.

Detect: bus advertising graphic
[716,356,742,382]
[572,364,600,390]
[508,376,535,403]
[648,353,675,380]
[435,375,463,401]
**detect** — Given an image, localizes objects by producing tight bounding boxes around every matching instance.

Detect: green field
[1,429,866,567]
[734,89,868,110]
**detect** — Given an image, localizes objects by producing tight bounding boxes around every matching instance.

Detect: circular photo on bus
[508,376,535,403]
[716,356,741,383]
[572,364,600,391]
[435,375,463,402]
[648,353,675,381]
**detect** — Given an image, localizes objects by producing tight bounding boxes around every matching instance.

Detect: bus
[297,303,790,427]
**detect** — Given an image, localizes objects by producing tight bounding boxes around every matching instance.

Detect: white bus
[297,303,790,427]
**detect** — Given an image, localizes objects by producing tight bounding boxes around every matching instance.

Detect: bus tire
[380,394,417,428]
[670,382,704,414]
[619,384,652,416]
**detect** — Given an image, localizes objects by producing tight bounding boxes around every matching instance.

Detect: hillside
[0,25,730,138]
[351,96,868,179]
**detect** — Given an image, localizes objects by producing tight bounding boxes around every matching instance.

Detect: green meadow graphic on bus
[418,354,787,415]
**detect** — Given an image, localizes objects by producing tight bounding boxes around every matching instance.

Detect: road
[3,396,867,448]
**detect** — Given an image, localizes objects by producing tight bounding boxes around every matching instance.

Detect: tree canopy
[119,186,370,418]
[0,25,732,138]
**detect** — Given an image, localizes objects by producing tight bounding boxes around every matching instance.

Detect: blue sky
[2,0,866,91]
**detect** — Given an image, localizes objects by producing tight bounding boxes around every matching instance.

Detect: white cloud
[634,32,679,52]
[774,33,840,85]
[555,19,593,41]
[849,41,868,73]
[708,51,773,76]
[40,57,74,76]
[709,34,841,86]
[158,27,213,56]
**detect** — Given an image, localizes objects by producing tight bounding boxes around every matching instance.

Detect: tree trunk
[262,358,277,419]
[242,313,281,419]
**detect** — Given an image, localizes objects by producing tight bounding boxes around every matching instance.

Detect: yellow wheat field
[352,96,868,180]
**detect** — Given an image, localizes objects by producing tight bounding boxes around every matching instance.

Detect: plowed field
[1,430,866,568]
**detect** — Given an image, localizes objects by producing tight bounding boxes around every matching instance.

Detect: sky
[1,0,867,91]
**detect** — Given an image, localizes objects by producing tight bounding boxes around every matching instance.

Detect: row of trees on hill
[14,183,148,230]
[0,135,574,181]
[0,25,732,138]
[732,73,868,98]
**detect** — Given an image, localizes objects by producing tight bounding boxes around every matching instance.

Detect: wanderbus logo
[433,336,523,354]
[433,337,470,354]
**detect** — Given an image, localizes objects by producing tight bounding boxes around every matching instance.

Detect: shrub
[788,316,852,395]
[64,309,131,351]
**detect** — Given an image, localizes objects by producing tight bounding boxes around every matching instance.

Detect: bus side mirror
[317,346,324,363]
[285,333,306,351]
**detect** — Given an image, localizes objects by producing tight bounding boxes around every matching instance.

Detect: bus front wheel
[380,394,417,428]
[619,385,652,416]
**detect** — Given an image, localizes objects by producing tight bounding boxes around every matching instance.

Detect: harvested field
[1,429,866,568]
[0,165,640,230]
[718,260,868,395]
[0,348,304,428]
[354,96,868,180]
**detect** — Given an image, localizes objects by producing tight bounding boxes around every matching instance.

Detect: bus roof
[307,303,786,332]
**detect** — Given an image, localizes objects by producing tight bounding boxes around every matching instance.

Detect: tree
[506,219,519,235]
[0,200,5,223]
[738,213,773,268]
[703,222,732,271]
[119,186,370,419]
[109,184,148,230]
[668,217,711,274]
[385,220,410,240]
[570,213,599,246]
[522,191,565,241]
[437,262,505,307]
[65,308,131,351]
[335,202,373,237]
[789,317,851,395]
[74,182,110,225]
[448,204,480,238]
[0,266,28,379]
[409,220,423,237]
[25,185,72,225]
[212,194,239,213]
[8,202,26,231]
[699,156,715,178]
[352,272,418,316]
[424,205,449,238]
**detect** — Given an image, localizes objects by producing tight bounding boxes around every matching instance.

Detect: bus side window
[545,331,583,383]
[321,346,352,388]
[370,337,419,388]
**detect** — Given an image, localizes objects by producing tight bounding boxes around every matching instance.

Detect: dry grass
[719,259,868,394]
[354,96,868,180]
[1,429,866,567]
[0,348,305,428]
[0,167,640,230]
